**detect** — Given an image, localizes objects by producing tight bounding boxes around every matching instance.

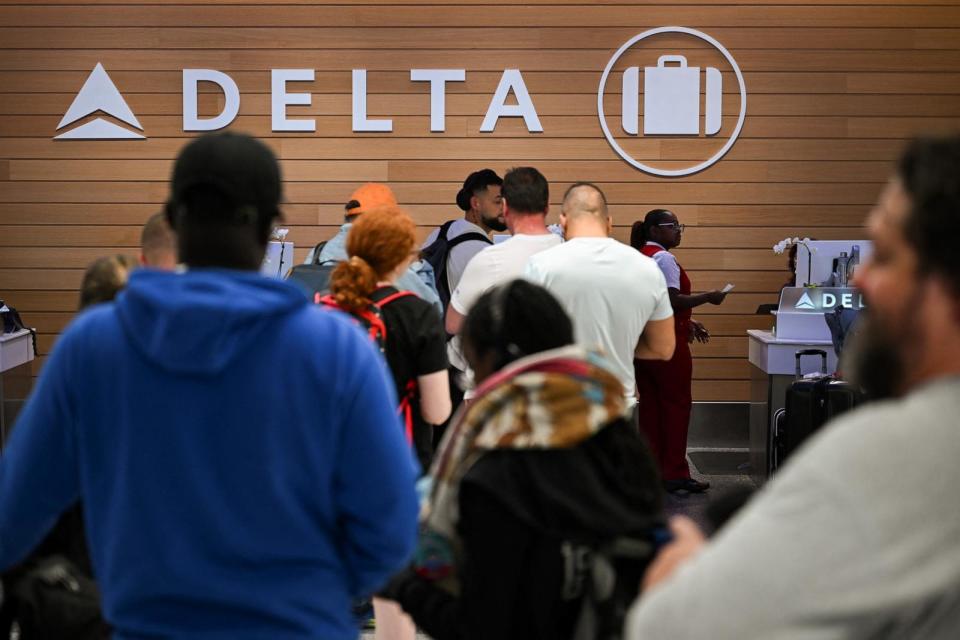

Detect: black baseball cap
[168,132,282,223]
[456,169,502,212]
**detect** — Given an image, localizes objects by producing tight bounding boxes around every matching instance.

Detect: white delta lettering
[182,70,240,131]
[181,69,542,134]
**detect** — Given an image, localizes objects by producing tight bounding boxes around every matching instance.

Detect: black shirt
[372,286,449,470]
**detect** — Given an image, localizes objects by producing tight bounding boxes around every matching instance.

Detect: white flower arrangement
[773,237,817,286]
[772,236,815,255]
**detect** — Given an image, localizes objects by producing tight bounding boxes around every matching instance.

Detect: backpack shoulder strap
[310,240,329,265]
[375,289,418,308]
[446,231,492,250]
[439,219,457,237]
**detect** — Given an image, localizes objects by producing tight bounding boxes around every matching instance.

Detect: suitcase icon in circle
[621,55,722,136]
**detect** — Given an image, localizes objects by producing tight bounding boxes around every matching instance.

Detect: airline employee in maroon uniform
[631,210,728,494]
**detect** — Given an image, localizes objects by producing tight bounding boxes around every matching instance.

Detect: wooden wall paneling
[2,1,959,404]
[1,6,959,29]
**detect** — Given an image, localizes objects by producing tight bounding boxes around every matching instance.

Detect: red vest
[642,244,692,329]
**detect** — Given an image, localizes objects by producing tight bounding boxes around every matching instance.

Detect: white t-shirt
[450,233,563,315]
[525,237,673,403]
[448,233,562,372]
[421,219,492,294]
[646,241,681,289]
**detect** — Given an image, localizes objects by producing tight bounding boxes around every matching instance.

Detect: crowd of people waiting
[0,130,958,639]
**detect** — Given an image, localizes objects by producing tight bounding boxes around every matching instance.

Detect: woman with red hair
[329,205,452,469]
[329,205,451,640]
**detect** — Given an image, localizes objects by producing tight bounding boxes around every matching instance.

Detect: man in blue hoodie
[0,132,420,639]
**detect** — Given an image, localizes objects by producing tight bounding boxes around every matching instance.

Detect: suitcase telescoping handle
[795,349,828,379]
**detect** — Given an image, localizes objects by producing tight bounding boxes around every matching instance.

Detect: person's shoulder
[285,303,366,345]
[526,239,569,264]
[62,303,120,346]
[448,218,485,237]
[501,233,560,255]
[650,248,677,264]
[386,290,436,317]
[616,242,665,272]
[465,241,503,267]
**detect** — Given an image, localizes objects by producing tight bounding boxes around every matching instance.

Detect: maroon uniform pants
[635,336,693,481]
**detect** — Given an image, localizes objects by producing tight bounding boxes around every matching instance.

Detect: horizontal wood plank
[1,7,957,29]
[3,0,955,403]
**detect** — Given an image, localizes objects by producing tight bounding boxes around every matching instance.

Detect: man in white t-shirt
[526,182,675,413]
[446,167,562,368]
[422,169,506,308]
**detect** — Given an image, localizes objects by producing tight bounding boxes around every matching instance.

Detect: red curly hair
[329,205,417,312]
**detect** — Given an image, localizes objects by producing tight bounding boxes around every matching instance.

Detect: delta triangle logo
[795,291,817,310]
[54,63,144,140]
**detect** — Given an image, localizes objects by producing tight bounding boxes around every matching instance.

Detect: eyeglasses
[657,223,685,232]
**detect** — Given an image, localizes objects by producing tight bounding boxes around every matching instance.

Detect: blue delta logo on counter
[795,292,817,310]
[786,289,865,313]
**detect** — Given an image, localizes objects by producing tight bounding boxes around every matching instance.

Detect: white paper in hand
[721,283,735,293]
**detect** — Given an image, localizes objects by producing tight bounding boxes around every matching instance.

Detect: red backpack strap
[396,379,418,445]
[355,308,387,344]
[374,289,418,309]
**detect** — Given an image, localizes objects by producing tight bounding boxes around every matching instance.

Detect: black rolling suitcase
[771,349,862,473]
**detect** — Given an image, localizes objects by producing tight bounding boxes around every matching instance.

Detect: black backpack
[565,535,660,640]
[285,241,338,298]
[5,555,109,640]
[421,221,491,313]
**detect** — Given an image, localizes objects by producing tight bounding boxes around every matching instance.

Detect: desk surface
[747,329,833,347]
[0,328,35,373]
[747,329,837,376]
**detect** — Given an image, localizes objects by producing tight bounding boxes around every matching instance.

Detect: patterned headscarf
[414,345,627,594]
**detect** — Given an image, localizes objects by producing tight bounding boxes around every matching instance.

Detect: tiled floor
[664,448,757,534]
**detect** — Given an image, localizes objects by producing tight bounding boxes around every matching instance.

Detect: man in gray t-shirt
[422,169,506,301]
[627,135,960,639]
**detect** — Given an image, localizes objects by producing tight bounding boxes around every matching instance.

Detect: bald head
[561,182,610,238]
[562,182,608,220]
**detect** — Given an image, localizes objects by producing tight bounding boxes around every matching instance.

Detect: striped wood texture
[1,1,959,401]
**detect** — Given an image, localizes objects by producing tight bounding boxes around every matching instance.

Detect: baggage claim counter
[748,241,869,484]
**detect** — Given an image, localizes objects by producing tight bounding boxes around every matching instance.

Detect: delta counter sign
[52,27,747,177]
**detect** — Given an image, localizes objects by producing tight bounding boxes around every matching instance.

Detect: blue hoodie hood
[115,268,308,375]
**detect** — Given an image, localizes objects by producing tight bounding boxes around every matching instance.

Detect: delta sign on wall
[53,27,747,178]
